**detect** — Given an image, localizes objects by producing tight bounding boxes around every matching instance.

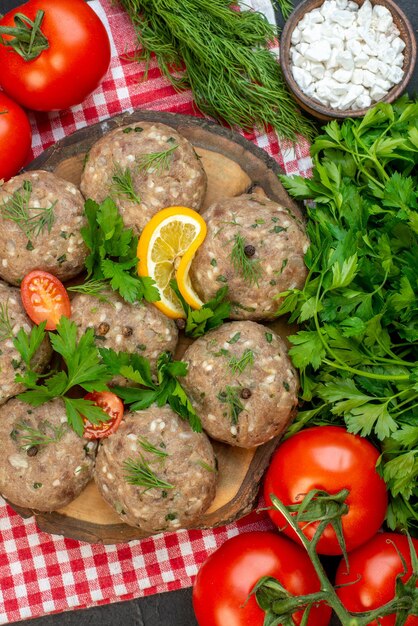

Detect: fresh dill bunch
[273,0,294,20]
[137,143,178,174]
[217,385,244,424]
[111,163,141,204]
[0,301,14,342]
[123,456,174,491]
[0,180,56,241]
[117,0,314,141]
[137,436,168,458]
[67,279,111,301]
[229,233,263,287]
[10,419,66,451]
[229,349,254,375]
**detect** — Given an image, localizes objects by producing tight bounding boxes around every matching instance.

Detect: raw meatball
[0,171,88,285]
[182,321,298,447]
[0,281,51,406]
[94,405,217,532]
[70,291,178,381]
[80,122,207,233]
[0,398,96,511]
[190,194,309,320]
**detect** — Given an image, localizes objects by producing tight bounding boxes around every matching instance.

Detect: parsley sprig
[279,96,418,534]
[81,197,160,304]
[13,318,113,436]
[100,349,202,432]
[170,280,230,338]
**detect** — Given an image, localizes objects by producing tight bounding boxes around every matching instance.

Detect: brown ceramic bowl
[280,0,417,120]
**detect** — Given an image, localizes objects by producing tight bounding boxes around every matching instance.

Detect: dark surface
[0,0,416,625]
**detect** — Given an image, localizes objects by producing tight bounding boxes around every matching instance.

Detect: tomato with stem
[0,0,110,111]
[192,531,332,626]
[335,532,418,625]
[263,426,388,555]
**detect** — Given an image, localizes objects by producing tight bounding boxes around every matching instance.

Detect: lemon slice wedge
[137,206,207,319]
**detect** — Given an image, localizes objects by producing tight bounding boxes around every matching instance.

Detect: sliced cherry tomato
[335,533,418,626]
[263,426,388,555]
[20,270,71,330]
[83,391,124,440]
[0,91,32,181]
[192,531,332,626]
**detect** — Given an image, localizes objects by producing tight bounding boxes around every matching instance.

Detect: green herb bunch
[74,197,160,304]
[118,0,314,141]
[279,97,418,534]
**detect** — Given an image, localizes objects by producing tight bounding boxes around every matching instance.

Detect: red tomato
[83,391,124,440]
[0,0,111,111]
[263,426,388,555]
[335,533,418,626]
[0,91,32,181]
[20,270,71,330]
[192,531,332,626]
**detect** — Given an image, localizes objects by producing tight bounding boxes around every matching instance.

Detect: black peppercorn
[240,388,252,399]
[97,322,110,336]
[175,318,186,330]
[27,445,39,457]
[122,326,133,337]
[244,244,256,257]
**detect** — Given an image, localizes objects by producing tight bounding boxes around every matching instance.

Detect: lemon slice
[137,206,207,319]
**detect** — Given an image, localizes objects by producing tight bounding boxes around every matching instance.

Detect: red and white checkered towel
[0,1,311,622]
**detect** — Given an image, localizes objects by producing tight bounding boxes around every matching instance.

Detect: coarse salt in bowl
[280,0,416,120]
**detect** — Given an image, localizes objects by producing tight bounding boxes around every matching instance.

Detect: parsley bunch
[100,349,202,432]
[279,97,418,534]
[80,197,159,304]
[14,318,113,436]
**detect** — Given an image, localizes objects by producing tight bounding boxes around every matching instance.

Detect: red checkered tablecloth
[0,1,311,623]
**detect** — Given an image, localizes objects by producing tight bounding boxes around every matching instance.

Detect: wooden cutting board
[11,111,302,544]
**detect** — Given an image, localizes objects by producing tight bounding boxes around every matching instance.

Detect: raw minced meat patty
[70,291,178,382]
[0,398,96,511]
[80,122,207,233]
[94,405,217,532]
[0,281,51,406]
[0,170,88,285]
[181,321,299,447]
[190,194,309,320]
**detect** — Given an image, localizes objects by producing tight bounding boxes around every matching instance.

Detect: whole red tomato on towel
[0,91,31,180]
[0,0,111,111]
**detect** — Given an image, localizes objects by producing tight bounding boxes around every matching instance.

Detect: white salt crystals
[289,0,405,111]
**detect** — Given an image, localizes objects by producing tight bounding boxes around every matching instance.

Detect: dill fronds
[138,436,168,458]
[0,180,56,241]
[118,0,314,141]
[124,456,174,491]
[67,279,111,301]
[229,233,263,287]
[11,419,65,451]
[229,349,254,375]
[0,301,14,343]
[111,163,141,204]
[137,143,178,174]
[217,385,244,424]
[273,0,294,20]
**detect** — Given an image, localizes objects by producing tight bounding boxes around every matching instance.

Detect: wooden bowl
[8,110,301,544]
[280,0,417,120]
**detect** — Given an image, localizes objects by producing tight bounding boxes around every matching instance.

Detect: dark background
[0,0,416,624]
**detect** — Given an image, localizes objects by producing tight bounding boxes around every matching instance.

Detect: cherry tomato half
[0,91,32,181]
[20,270,71,330]
[0,0,111,111]
[192,531,332,626]
[336,533,418,626]
[83,391,124,440]
[263,426,388,555]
